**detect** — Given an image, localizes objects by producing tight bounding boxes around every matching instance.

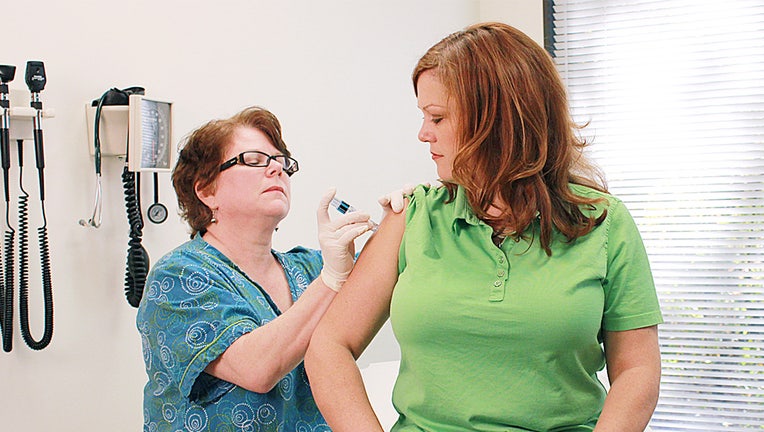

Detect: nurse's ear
[195,180,217,210]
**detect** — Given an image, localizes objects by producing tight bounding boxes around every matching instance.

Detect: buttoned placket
[489,232,513,302]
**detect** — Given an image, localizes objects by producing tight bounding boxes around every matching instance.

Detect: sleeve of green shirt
[602,197,664,331]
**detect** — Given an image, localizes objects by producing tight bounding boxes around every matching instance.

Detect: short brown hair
[172,106,290,237]
[412,22,607,255]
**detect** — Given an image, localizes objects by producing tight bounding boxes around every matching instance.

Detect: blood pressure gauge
[126,95,173,224]
[144,104,170,167]
[128,95,173,173]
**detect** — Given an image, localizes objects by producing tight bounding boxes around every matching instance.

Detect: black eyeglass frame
[219,150,299,176]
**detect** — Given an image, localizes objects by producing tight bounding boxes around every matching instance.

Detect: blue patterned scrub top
[136,235,329,432]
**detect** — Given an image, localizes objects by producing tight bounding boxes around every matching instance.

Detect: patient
[306,22,663,432]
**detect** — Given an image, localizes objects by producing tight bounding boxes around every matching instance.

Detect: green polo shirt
[389,184,662,432]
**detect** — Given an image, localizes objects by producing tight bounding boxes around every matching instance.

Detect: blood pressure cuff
[91,86,145,106]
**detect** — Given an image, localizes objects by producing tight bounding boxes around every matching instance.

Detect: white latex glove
[377,180,443,215]
[317,188,373,292]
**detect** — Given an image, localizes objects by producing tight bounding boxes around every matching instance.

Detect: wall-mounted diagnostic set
[0,61,55,352]
[84,86,174,308]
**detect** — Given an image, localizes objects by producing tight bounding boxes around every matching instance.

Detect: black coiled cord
[17,187,28,303]
[1,206,13,352]
[17,146,53,350]
[122,165,149,308]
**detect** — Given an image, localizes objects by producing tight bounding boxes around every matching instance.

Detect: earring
[210,209,218,224]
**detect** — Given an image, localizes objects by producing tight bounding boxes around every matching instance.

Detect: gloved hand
[317,188,373,292]
[377,180,443,216]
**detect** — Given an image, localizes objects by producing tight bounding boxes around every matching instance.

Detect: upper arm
[604,325,661,385]
[313,207,406,359]
[140,257,264,397]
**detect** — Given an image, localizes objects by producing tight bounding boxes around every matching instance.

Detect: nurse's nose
[264,157,284,177]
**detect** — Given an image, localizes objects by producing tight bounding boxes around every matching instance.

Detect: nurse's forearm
[205,280,337,393]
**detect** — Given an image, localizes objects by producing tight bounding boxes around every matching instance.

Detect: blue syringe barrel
[330,197,379,231]
[330,197,356,214]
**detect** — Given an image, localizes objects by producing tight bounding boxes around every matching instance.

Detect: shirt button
[493,280,502,287]
[497,269,505,277]
[498,256,505,263]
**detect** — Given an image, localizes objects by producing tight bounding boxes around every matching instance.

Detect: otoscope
[26,61,46,201]
[18,60,53,350]
[0,64,15,352]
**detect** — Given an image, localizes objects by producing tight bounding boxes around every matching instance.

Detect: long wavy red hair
[413,22,607,255]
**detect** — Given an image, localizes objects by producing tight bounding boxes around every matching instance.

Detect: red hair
[413,22,607,255]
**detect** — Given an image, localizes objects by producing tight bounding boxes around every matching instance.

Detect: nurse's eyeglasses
[219,150,299,176]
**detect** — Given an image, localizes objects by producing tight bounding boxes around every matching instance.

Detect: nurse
[137,106,374,431]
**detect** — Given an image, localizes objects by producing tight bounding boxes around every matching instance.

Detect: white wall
[0,1,541,430]
[480,0,544,42]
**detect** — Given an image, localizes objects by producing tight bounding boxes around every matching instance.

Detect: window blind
[549,1,764,430]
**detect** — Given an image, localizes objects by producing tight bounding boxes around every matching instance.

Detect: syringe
[330,197,379,232]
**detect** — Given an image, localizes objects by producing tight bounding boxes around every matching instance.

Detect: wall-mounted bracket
[85,104,128,157]
[8,89,55,141]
